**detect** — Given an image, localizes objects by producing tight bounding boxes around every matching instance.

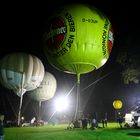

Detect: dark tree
[116,48,140,84]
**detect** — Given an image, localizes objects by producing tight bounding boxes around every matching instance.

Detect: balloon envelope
[43,3,114,74]
[28,72,57,102]
[0,52,45,97]
[113,100,123,109]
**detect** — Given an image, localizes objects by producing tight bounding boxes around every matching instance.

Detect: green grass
[4,123,140,140]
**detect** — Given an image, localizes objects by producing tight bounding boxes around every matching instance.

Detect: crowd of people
[67,115,124,130]
[67,115,108,130]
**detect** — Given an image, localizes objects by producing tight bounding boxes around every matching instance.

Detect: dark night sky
[1,1,140,122]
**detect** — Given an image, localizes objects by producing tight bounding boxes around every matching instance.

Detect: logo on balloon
[108,27,114,55]
[45,17,67,49]
[102,19,114,58]
[44,12,76,57]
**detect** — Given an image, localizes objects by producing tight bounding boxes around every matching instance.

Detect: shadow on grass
[127,133,140,137]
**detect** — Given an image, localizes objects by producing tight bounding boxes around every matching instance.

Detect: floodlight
[55,96,69,112]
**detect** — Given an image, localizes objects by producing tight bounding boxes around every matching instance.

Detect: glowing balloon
[0,52,45,97]
[113,100,123,109]
[28,72,57,121]
[43,3,114,75]
[28,71,57,102]
[0,52,45,126]
[43,3,114,120]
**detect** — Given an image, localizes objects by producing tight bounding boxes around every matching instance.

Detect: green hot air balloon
[43,3,114,119]
[113,99,123,120]
[113,100,123,110]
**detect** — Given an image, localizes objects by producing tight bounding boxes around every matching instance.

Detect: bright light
[136,106,139,108]
[55,96,69,112]
[131,111,135,114]
[21,116,24,120]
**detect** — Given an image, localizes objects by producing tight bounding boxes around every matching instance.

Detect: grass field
[4,123,140,140]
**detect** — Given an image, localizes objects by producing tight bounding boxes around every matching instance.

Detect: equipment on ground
[124,109,140,128]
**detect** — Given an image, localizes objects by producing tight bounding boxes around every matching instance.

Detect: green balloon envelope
[43,3,114,74]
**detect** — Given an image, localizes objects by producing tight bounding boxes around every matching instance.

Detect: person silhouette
[0,114,4,140]
[118,116,123,128]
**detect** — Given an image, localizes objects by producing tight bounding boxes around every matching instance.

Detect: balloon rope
[18,94,23,126]
[65,83,76,97]
[123,104,139,114]
[81,71,113,92]
[47,111,57,123]
[38,101,42,121]
[74,73,81,120]
[17,72,25,126]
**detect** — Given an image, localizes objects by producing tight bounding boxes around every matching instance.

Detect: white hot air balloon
[28,71,57,121]
[0,52,45,126]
